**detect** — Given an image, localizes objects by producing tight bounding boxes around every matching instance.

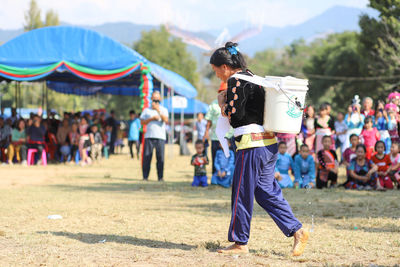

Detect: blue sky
[0,0,369,30]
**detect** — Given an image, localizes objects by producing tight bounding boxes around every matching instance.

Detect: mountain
[228,6,378,55]
[0,5,378,56]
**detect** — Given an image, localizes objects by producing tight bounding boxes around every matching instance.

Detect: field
[0,145,399,267]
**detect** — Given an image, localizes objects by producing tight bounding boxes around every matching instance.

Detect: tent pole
[170,87,174,158]
[17,82,21,116]
[41,82,45,114]
[193,99,196,141]
[14,82,17,110]
[160,82,164,102]
[45,83,48,118]
[180,107,184,151]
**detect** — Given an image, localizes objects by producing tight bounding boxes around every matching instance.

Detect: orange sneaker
[292,228,309,256]
[217,243,249,254]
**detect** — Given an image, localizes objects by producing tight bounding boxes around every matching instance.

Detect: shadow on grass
[50,180,231,200]
[37,231,195,250]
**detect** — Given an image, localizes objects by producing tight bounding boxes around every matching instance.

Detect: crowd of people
[192,91,400,191]
[0,108,142,166]
[273,92,400,191]
[3,89,400,192]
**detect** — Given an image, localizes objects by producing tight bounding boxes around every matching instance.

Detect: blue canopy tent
[0,26,199,157]
[0,26,197,110]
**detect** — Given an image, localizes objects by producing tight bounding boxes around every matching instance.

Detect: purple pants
[228,144,302,244]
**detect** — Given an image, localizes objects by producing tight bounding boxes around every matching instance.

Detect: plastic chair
[27,148,47,166]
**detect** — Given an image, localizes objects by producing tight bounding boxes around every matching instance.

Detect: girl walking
[210,42,308,256]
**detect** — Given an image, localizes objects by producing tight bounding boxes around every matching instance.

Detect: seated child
[211,141,235,188]
[274,142,294,188]
[89,124,103,161]
[316,135,339,189]
[293,144,316,188]
[387,142,400,189]
[191,140,209,187]
[371,141,393,190]
[347,144,378,190]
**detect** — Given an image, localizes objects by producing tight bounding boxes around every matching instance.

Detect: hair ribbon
[227,46,239,55]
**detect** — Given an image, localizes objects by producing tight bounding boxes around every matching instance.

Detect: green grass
[0,145,399,266]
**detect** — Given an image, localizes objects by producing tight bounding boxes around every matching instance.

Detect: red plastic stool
[27,148,47,166]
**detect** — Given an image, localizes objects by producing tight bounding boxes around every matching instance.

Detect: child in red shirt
[371,141,393,190]
[360,116,380,160]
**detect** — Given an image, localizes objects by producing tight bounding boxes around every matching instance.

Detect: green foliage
[303,32,370,110]
[24,0,43,31]
[359,0,400,81]
[44,9,60,27]
[24,0,59,32]
[134,26,198,85]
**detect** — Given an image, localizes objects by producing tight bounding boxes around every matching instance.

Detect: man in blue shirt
[127,110,141,159]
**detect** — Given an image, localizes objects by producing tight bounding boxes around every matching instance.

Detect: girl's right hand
[217,90,227,108]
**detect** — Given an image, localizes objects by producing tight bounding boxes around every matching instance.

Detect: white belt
[233,124,264,137]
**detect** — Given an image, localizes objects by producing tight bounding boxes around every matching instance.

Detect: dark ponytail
[209,42,247,71]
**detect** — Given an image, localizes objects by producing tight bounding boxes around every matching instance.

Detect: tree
[24,0,43,31]
[358,0,400,91]
[24,1,59,31]
[134,26,198,85]
[303,32,368,110]
[44,9,60,27]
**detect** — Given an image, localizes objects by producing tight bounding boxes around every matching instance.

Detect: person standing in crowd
[374,102,391,154]
[106,110,118,154]
[344,102,365,151]
[89,124,103,161]
[68,123,80,163]
[56,119,71,161]
[140,91,169,181]
[8,119,27,165]
[26,116,46,165]
[127,110,141,159]
[360,116,380,159]
[195,113,208,154]
[78,117,91,166]
[210,42,308,256]
[302,105,316,153]
[9,108,19,127]
[387,110,400,144]
[0,117,12,162]
[334,112,347,157]
[362,97,375,118]
[314,103,335,154]
[293,144,316,189]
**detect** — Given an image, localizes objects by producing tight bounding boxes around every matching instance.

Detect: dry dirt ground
[0,145,399,267]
